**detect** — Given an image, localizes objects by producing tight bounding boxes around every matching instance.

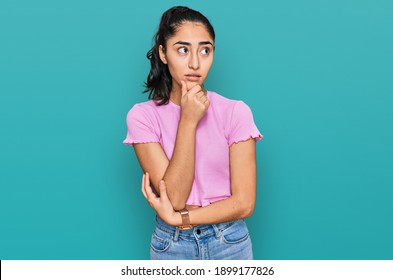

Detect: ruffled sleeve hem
[123,138,160,147]
[229,133,263,146]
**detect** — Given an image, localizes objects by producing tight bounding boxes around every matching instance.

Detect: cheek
[167,65,182,82]
[202,57,214,75]
[166,64,185,86]
[167,57,187,76]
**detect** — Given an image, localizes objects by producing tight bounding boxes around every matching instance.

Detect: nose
[188,52,200,70]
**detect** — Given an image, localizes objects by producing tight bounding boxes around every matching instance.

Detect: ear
[158,45,167,64]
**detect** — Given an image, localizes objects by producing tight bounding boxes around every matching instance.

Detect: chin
[186,80,204,88]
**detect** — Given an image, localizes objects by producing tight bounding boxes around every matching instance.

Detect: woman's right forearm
[162,118,197,210]
[159,83,209,210]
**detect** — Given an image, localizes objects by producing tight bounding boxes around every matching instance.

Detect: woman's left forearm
[181,195,255,226]
[167,186,256,226]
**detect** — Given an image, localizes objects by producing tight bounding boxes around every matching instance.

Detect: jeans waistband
[155,215,242,242]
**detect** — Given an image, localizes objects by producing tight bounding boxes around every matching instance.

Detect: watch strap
[177,208,193,230]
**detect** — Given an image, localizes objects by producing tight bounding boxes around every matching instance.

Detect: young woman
[123,6,263,260]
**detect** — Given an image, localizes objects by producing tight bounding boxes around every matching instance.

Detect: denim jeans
[150,216,253,260]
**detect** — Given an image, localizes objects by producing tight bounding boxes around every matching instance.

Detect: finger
[145,172,150,189]
[202,85,207,96]
[180,81,187,97]
[187,84,203,96]
[198,91,209,100]
[200,97,208,104]
[195,91,204,99]
[158,180,168,201]
[144,173,156,199]
[141,173,147,199]
[143,172,149,198]
[145,181,158,207]
[197,84,207,96]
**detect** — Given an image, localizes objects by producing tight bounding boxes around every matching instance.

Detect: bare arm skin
[135,82,209,210]
[142,138,257,225]
[134,121,196,211]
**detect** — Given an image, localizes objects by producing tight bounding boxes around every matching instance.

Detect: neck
[169,82,182,105]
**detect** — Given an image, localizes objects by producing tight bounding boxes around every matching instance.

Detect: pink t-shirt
[123,91,263,206]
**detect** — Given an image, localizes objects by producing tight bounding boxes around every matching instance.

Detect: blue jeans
[150,216,253,260]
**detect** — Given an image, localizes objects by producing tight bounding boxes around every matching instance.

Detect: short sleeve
[227,101,263,146]
[123,104,160,146]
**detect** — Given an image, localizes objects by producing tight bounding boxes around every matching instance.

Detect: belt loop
[212,223,222,238]
[173,227,180,242]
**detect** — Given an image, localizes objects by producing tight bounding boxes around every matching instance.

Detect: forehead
[168,21,213,43]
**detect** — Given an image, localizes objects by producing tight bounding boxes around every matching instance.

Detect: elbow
[161,181,187,211]
[238,197,255,219]
[169,193,187,211]
[242,204,255,218]
[172,201,186,211]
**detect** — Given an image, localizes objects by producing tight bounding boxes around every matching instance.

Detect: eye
[178,47,188,54]
[200,47,211,55]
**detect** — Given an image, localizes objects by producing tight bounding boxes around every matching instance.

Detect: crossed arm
[136,137,257,226]
[133,120,197,211]
[134,83,210,211]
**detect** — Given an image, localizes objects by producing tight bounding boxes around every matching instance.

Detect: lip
[185,74,201,82]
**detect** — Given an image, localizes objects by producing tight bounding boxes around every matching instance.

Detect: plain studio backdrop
[0,0,392,259]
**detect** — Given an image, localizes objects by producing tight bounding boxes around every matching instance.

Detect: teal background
[1,0,392,259]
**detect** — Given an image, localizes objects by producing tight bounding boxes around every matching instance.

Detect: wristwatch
[177,208,194,230]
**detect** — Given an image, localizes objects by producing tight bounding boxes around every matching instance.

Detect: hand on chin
[185,81,203,91]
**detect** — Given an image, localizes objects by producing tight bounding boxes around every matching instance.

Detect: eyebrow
[173,41,214,46]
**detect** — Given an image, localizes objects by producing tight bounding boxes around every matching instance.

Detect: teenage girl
[124,6,263,260]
